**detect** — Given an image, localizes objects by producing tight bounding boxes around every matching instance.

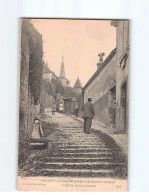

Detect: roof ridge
[83,49,116,90]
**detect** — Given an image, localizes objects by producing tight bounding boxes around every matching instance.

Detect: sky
[32,19,116,87]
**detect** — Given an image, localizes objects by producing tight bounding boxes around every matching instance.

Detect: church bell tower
[59,56,70,87]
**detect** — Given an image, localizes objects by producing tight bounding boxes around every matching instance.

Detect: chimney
[97,52,105,70]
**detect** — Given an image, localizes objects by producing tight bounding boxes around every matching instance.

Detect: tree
[51,78,64,96]
[63,86,78,99]
[22,19,43,104]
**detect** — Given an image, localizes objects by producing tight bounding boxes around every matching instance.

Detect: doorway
[108,86,116,126]
[120,82,127,132]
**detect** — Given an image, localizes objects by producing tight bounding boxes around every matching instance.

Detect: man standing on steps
[82,97,95,134]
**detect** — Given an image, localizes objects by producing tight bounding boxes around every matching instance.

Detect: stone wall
[19,20,43,163]
[40,85,53,113]
[19,31,30,162]
[84,54,116,103]
[94,93,109,124]
[83,53,116,124]
[19,29,35,162]
[78,93,84,114]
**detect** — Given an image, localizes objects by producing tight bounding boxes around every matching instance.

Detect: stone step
[53,137,100,141]
[64,128,84,129]
[63,126,83,128]
[53,150,113,155]
[64,129,84,131]
[30,142,48,150]
[40,168,113,177]
[56,144,106,148]
[51,152,113,158]
[63,129,84,131]
[68,138,101,141]
[56,146,107,149]
[65,131,94,133]
[55,148,116,153]
[64,133,88,135]
[66,139,101,142]
[56,143,105,146]
[57,146,104,149]
[44,156,113,163]
[44,162,125,169]
[58,142,104,145]
[63,127,83,129]
[64,127,83,129]
[64,132,85,134]
[67,137,99,140]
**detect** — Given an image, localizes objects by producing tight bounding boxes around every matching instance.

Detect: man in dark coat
[82,97,95,134]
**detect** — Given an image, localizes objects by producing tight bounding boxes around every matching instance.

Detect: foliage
[51,78,64,95]
[63,86,78,99]
[42,79,54,96]
[22,19,43,104]
[19,19,43,164]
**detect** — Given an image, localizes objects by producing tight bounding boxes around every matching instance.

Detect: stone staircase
[36,120,127,178]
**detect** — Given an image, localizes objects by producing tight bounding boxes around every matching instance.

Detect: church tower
[73,77,82,95]
[60,56,65,78]
[59,56,70,87]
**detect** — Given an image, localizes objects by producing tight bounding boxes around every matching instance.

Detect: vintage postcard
[18,19,129,191]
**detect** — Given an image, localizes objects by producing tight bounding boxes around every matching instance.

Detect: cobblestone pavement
[23,108,127,178]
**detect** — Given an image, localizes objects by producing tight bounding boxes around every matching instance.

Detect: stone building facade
[43,64,58,83]
[111,20,130,133]
[83,49,116,125]
[83,20,129,133]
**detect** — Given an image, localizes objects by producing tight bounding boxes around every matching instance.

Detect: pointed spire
[73,77,82,88]
[60,55,65,78]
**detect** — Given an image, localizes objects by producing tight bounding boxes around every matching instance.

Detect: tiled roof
[43,65,61,82]
[73,77,82,88]
[43,65,52,73]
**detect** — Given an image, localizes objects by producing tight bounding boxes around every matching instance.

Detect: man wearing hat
[82,97,95,134]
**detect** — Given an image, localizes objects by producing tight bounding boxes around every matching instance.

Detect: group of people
[51,101,63,115]
[51,97,95,134]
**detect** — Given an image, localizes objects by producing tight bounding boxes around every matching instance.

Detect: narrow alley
[21,108,127,178]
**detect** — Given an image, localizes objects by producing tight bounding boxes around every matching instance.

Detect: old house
[82,20,129,134]
[83,49,116,126]
[43,63,58,82]
[63,87,78,114]
[41,65,64,113]
[42,63,53,82]
[111,20,129,133]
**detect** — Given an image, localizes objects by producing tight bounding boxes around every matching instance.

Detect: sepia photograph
[18,18,129,191]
